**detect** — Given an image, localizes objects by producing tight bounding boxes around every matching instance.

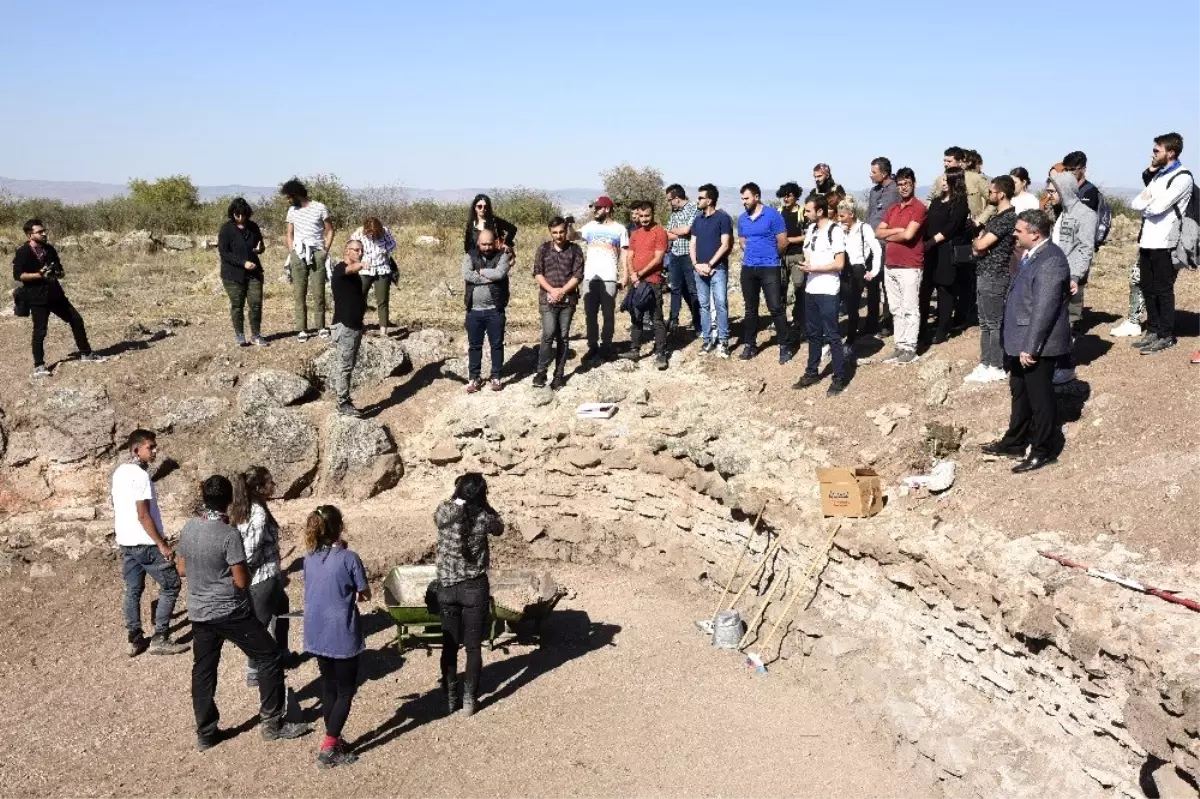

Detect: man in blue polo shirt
[737,183,794,363]
[689,183,734,357]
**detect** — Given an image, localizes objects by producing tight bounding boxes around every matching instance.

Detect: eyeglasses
[475,203,487,209]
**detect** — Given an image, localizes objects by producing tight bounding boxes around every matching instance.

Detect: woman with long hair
[302,505,370,769]
[434,472,503,716]
[462,194,518,258]
[229,467,292,686]
[217,197,267,346]
[1009,167,1041,213]
[922,167,971,344]
[348,216,398,336]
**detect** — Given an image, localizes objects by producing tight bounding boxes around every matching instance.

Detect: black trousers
[439,575,490,693]
[864,271,884,332]
[740,267,792,349]
[839,263,866,342]
[999,355,1061,459]
[1138,248,1177,339]
[953,261,977,327]
[316,655,360,739]
[629,282,667,354]
[30,294,92,366]
[191,614,284,740]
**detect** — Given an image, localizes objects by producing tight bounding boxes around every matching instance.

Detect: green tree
[600,163,665,224]
[492,186,562,229]
[128,175,199,209]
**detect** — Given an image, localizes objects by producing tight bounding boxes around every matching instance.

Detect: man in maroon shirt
[875,168,927,364]
[622,201,669,369]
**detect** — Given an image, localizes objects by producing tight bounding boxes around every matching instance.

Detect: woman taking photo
[1009,167,1041,213]
[922,168,971,345]
[435,472,503,717]
[217,198,267,346]
[229,467,292,687]
[303,505,370,769]
[348,216,398,336]
[463,194,518,259]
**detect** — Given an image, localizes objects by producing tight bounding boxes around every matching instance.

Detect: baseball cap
[592,195,614,209]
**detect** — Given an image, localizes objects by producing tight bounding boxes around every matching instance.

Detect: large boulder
[319,415,403,499]
[168,396,229,432]
[119,230,158,254]
[210,407,319,498]
[159,234,194,251]
[402,328,451,362]
[311,336,411,391]
[24,383,116,464]
[237,370,313,413]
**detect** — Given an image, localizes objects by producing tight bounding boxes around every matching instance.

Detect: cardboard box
[817,467,884,518]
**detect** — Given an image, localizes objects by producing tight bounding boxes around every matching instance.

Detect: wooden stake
[710,504,766,623]
[757,523,841,659]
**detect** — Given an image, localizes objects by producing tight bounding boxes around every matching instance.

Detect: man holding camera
[12,218,105,378]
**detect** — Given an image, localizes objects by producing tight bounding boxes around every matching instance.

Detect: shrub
[600,163,665,224]
[492,186,562,230]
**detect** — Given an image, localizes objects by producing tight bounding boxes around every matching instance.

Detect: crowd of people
[112,425,505,768]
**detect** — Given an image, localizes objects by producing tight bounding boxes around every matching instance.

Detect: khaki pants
[360,273,391,328]
[884,266,922,352]
[292,249,327,331]
[332,323,362,405]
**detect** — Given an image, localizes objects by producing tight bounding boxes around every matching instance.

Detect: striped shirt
[349,226,397,276]
[666,202,699,255]
[285,201,330,253]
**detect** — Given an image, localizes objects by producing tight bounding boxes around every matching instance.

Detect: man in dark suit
[982,210,1071,473]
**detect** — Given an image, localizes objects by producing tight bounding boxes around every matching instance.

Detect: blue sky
[2,0,1197,192]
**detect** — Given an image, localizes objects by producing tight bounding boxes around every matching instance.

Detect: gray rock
[118,230,158,253]
[311,336,411,390]
[402,328,450,362]
[428,441,463,465]
[530,388,555,408]
[25,383,115,464]
[169,396,229,431]
[590,375,629,403]
[56,236,83,252]
[918,359,951,383]
[565,448,603,469]
[160,234,194,251]
[549,520,586,544]
[237,371,313,413]
[429,280,456,299]
[211,407,319,498]
[320,415,403,499]
[86,231,118,248]
[29,562,55,579]
[925,378,950,408]
[519,520,546,543]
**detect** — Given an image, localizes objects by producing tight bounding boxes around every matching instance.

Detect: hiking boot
[738,345,757,361]
[127,633,150,658]
[716,342,731,359]
[550,374,567,390]
[462,683,478,717]
[32,364,51,379]
[655,353,669,371]
[531,373,547,388]
[318,742,359,769]
[1140,336,1176,355]
[79,352,107,363]
[149,634,189,655]
[826,378,847,397]
[337,403,364,418]
[793,373,821,389]
[464,378,483,394]
[778,344,796,365]
[261,721,311,741]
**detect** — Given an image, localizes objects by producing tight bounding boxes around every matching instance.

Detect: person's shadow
[348,610,620,755]
[365,359,450,416]
[500,344,539,386]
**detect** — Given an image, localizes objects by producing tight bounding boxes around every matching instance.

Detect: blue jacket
[1002,241,1072,358]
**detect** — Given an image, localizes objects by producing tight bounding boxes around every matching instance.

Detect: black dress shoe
[981,441,1026,458]
[1012,455,1057,474]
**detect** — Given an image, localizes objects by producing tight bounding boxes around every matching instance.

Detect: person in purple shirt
[303,505,371,769]
[736,183,796,363]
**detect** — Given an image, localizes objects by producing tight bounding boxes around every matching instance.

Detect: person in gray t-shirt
[177,475,310,750]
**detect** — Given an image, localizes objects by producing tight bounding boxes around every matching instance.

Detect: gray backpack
[1169,170,1200,269]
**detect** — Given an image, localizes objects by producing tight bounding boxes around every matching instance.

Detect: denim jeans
[583,278,617,349]
[246,575,290,680]
[804,292,846,380]
[740,266,792,349]
[694,267,729,342]
[121,544,181,639]
[332,323,363,405]
[222,278,263,338]
[292,251,327,331]
[976,273,1010,369]
[666,253,699,329]
[537,301,575,376]
[439,575,490,694]
[191,613,284,741]
[466,308,505,380]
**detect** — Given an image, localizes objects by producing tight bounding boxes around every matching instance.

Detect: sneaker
[490,378,503,391]
[827,378,847,397]
[297,331,310,343]
[1132,332,1158,349]
[317,327,331,339]
[1052,368,1076,385]
[778,344,796,365]
[738,345,757,361]
[235,334,248,347]
[699,339,715,355]
[550,374,566,390]
[127,634,150,657]
[464,379,483,394]
[896,349,920,365]
[963,364,989,383]
[32,365,51,379]
[793,373,821,389]
[1109,319,1142,337]
[982,365,1008,383]
[79,353,107,363]
[881,348,903,364]
[531,373,548,389]
[317,742,359,769]
[1141,337,1177,355]
[716,342,731,359]
[337,403,364,418]
[252,335,269,347]
[655,354,669,371]
[148,634,189,655]
[261,721,312,742]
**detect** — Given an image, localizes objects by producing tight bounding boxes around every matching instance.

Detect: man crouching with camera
[12,218,105,378]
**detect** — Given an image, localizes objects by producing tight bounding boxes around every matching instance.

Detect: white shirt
[286,201,330,254]
[803,221,846,295]
[112,462,161,547]
[576,220,629,282]
[842,221,883,273]
[1132,163,1194,249]
[1011,192,1040,214]
[349,226,397,276]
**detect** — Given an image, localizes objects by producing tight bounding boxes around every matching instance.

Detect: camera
[564,215,575,225]
[40,261,64,280]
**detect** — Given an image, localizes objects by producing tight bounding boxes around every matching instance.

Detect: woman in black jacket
[921,168,971,344]
[463,194,518,258]
[217,197,267,346]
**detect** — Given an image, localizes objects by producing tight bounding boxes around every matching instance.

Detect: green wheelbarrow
[381,565,566,652]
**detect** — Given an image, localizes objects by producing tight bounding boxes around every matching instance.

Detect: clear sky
[2,0,1198,192]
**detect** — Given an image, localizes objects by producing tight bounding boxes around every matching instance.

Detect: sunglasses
[475,203,487,209]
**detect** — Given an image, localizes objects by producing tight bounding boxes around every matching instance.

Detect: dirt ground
[0,557,936,798]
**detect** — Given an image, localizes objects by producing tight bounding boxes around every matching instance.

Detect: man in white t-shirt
[111,429,188,657]
[794,194,849,396]
[281,178,335,342]
[570,195,629,363]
